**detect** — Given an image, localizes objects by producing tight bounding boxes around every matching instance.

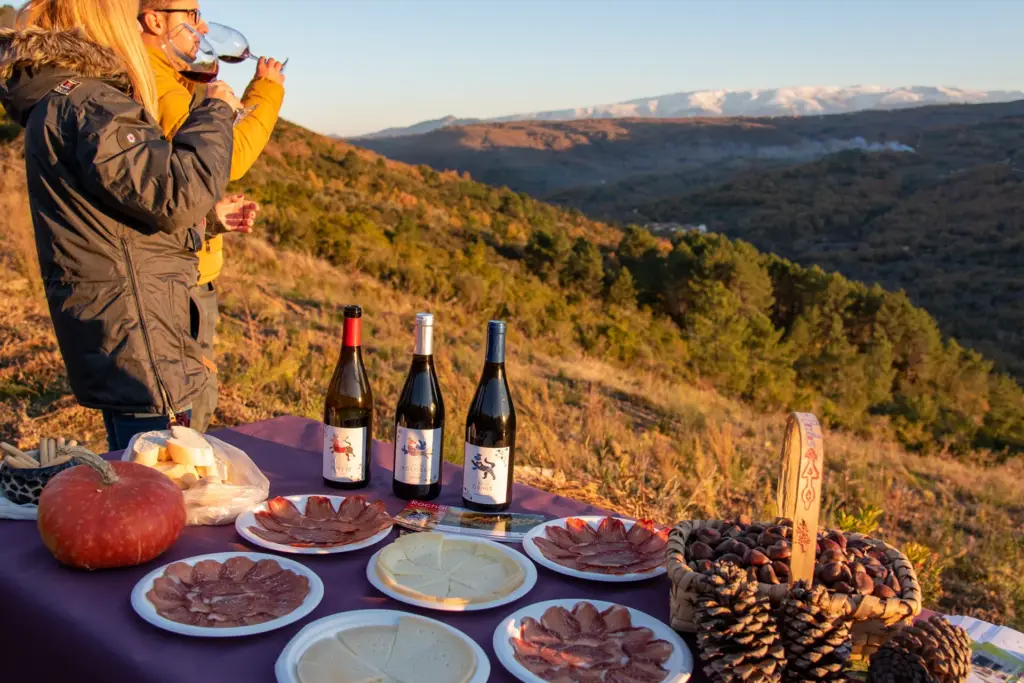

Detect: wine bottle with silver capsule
[461,320,516,512]
[393,313,445,501]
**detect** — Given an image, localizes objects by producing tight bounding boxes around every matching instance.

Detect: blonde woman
[0,0,239,450]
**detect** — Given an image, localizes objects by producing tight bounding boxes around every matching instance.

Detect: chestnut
[827,530,848,551]
[745,549,770,567]
[832,581,855,594]
[873,583,896,599]
[690,541,715,561]
[855,572,875,595]
[719,553,745,566]
[818,538,842,555]
[758,564,780,585]
[817,562,844,584]
[696,528,721,545]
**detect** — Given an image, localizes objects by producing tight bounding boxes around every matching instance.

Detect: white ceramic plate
[522,515,669,583]
[494,599,693,683]
[274,609,490,683]
[130,551,324,638]
[366,535,538,612]
[235,494,394,555]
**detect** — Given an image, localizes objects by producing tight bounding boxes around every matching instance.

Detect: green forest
[223,121,1024,458]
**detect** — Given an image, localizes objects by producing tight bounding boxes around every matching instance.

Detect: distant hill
[356,100,1024,380]
[353,85,1024,139]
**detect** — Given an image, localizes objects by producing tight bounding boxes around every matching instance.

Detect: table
[0,416,705,683]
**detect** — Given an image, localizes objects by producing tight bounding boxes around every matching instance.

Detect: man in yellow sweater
[139,0,286,432]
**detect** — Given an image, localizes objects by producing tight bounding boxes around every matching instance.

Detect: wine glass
[205,22,288,71]
[164,22,219,84]
[165,24,252,125]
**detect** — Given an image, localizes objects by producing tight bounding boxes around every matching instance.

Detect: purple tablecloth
[0,416,705,682]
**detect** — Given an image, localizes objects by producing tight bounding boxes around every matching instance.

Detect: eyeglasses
[146,8,202,24]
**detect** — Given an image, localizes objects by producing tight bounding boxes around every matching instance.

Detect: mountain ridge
[352,85,1024,139]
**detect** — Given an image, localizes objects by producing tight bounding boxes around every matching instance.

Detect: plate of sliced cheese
[367,532,536,612]
[275,609,489,683]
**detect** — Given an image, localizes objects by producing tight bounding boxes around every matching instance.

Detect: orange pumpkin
[37,448,185,570]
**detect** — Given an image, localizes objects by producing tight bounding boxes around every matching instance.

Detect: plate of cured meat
[493,599,692,683]
[130,552,324,637]
[236,494,394,555]
[522,516,670,582]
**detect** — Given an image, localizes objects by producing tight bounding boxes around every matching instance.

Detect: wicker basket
[667,522,922,659]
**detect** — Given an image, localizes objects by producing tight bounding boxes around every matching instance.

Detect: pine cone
[867,645,933,683]
[694,561,787,682]
[867,616,972,683]
[780,581,854,682]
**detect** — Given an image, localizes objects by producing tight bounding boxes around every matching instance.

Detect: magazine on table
[393,500,550,543]
[943,615,1024,682]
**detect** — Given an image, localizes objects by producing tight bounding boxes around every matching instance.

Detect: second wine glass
[205,22,288,71]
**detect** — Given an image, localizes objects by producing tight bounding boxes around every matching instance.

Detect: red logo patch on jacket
[53,79,81,95]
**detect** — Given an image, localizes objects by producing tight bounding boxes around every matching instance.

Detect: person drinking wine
[138,0,287,433]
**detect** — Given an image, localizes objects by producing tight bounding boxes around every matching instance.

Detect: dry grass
[0,152,1021,628]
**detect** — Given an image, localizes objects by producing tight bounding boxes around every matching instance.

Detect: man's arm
[230,58,286,181]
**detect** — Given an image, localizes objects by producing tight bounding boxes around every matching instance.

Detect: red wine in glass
[180,69,219,84]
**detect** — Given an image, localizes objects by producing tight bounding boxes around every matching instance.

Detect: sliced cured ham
[534,517,668,575]
[509,602,673,682]
[145,557,309,628]
[247,495,393,548]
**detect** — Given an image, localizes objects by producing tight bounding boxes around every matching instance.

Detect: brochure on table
[392,500,550,543]
[946,615,1024,682]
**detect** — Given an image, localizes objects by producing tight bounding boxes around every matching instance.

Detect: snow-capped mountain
[354,85,1024,139]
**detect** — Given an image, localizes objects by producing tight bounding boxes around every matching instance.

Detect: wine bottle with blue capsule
[461,320,517,512]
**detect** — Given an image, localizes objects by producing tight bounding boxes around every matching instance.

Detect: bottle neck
[415,324,433,356]
[485,328,505,364]
[343,317,362,348]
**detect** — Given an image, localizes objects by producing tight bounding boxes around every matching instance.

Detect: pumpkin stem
[61,446,119,486]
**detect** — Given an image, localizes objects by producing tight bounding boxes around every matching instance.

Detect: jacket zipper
[120,239,178,422]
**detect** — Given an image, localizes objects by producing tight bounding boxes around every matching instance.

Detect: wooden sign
[776,412,824,585]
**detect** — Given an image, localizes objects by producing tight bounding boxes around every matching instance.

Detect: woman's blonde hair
[16,0,159,116]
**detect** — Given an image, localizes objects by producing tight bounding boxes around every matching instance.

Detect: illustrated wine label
[462,444,511,505]
[323,425,367,482]
[395,426,442,485]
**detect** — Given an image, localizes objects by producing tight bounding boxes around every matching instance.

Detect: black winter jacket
[0,27,234,414]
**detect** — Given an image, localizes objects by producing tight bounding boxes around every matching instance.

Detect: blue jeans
[102,410,192,452]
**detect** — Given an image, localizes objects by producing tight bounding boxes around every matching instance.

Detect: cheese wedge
[438,540,477,574]
[298,638,385,683]
[336,626,398,672]
[382,616,475,683]
[166,426,215,467]
[392,532,443,570]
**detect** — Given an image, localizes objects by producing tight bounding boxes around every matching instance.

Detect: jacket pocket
[169,281,206,379]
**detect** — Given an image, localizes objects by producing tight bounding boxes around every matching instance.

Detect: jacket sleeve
[73,87,235,235]
[229,77,285,181]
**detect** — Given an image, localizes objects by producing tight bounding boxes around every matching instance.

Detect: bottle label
[395,426,442,485]
[323,426,367,482]
[462,444,511,505]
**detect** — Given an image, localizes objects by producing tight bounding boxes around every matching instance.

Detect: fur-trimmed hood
[0,27,132,125]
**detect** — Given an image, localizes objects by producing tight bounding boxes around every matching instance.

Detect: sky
[197,0,1024,137]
